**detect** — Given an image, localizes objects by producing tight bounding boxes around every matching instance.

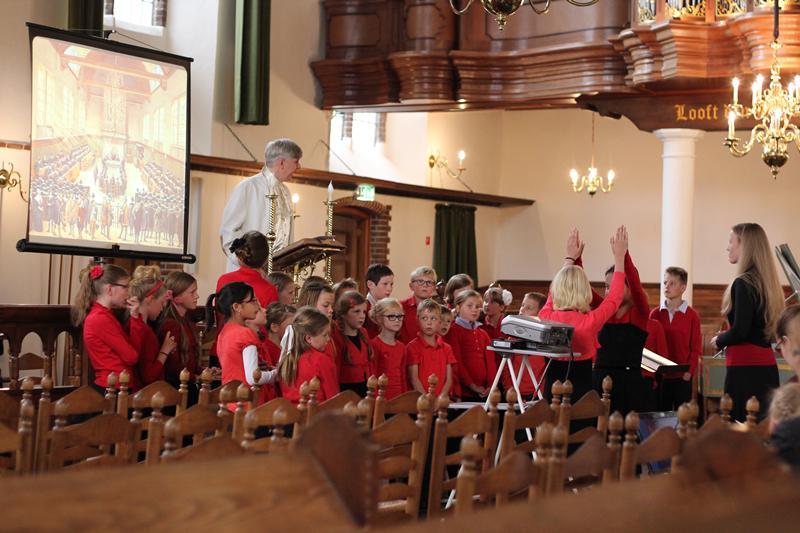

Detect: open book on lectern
[641,348,688,375]
[776,244,800,303]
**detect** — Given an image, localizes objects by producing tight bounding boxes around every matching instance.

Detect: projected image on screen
[29,35,188,254]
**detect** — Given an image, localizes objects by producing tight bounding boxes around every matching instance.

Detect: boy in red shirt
[406,299,455,398]
[364,263,394,338]
[650,266,702,410]
[398,266,438,344]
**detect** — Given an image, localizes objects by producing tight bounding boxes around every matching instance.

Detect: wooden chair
[427,391,501,518]
[497,389,555,460]
[311,388,363,419]
[744,396,770,441]
[16,352,47,384]
[241,398,302,453]
[0,387,25,430]
[619,411,683,480]
[160,401,230,461]
[46,405,135,471]
[370,394,432,524]
[455,436,538,515]
[129,375,190,460]
[0,397,35,475]
[556,378,612,449]
[35,376,112,472]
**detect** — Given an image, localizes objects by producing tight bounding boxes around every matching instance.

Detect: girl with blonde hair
[711,223,785,421]
[538,226,629,402]
[370,297,407,399]
[278,307,334,403]
[128,265,176,387]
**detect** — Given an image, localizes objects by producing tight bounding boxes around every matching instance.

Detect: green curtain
[433,204,478,286]
[235,0,271,125]
[68,0,104,36]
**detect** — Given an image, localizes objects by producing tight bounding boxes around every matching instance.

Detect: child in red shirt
[503,292,546,401]
[446,290,496,400]
[398,266,438,344]
[370,297,407,399]
[264,303,296,367]
[439,305,462,399]
[128,265,176,387]
[159,271,206,398]
[480,287,511,341]
[216,231,279,308]
[443,273,474,309]
[407,299,455,398]
[539,226,628,403]
[294,279,339,398]
[212,282,278,409]
[364,264,395,339]
[71,263,143,392]
[332,291,375,396]
[519,292,546,318]
[267,271,296,306]
[650,266,702,410]
[278,307,334,404]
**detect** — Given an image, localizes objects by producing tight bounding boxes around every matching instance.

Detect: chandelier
[570,113,615,197]
[448,0,599,31]
[725,0,799,178]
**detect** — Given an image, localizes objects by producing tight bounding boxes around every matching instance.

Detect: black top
[347,333,361,350]
[715,277,771,349]
[596,323,648,370]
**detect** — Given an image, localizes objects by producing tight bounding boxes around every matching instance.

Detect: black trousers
[659,378,692,412]
[724,364,779,422]
[341,381,367,398]
[593,367,644,416]
[543,359,593,403]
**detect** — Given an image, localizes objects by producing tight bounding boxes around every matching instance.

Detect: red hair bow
[90,265,104,280]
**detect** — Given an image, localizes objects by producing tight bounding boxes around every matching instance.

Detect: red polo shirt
[216,266,278,308]
[332,325,375,385]
[406,334,456,397]
[371,336,407,399]
[84,302,142,391]
[281,348,332,404]
[445,321,496,390]
[398,295,420,344]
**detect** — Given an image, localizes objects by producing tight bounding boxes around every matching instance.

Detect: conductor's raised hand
[610,225,628,262]
[566,227,585,261]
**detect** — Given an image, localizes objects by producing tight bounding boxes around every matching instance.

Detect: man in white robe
[219,139,302,272]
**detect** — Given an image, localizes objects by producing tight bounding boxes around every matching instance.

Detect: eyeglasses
[111,283,129,289]
[412,279,435,287]
[384,314,405,321]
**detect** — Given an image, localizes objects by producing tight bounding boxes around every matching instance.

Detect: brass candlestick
[266,193,277,274]
[324,199,334,282]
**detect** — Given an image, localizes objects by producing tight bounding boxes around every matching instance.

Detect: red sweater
[397,295,420,344]
[650,303,702,377]
[262,337,281,366]
[479,314,504,341]
[538,271,626,362]
[364,299,380,339]
[281,348,332,404]
[405,334,456,398]
[643,318,669,379]
[83,302,142,390]
[371,336,407,399]
[332,325,375,384]
[602,252,650,331]
[216,266,278,308]
[445,322,496,391]
[216,323,269,406]
[158,315,200,384]
[132,317,165,386]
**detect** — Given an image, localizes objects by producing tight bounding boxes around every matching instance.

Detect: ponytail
[71,262,129,326]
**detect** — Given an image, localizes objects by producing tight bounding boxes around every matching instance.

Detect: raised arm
[624,251,650,330]
[585,226,628,330]
[564,228,603,308]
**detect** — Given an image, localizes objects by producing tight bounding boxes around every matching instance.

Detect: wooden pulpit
[272,236,346,284]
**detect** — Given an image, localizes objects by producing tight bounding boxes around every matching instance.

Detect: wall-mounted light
[0,162,28,202]
[428,150,473,192]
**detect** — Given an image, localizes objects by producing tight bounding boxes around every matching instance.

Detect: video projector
[497,314,575,352]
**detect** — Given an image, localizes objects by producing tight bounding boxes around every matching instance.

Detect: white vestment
[219,168,293,272]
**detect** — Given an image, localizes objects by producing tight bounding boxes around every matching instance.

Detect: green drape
[68,0,104,37]
[433,204,478,286]
[235,0,271,125]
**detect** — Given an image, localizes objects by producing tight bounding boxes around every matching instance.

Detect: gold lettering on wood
[674,104,719,122]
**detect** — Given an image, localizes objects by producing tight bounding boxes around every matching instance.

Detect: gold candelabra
[724,0,800,178]
[0,162,28,202]
[448,0,599,31]
[265,193,277,274]
[569,113,615,197]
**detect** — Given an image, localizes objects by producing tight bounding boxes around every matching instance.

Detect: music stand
[641,348,690,409]
[776,244,800,304]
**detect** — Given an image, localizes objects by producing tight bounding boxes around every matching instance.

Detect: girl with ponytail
[215,231,278,308]
[278,307,333,403]
[159,271,204,395]
[71,262,143,392]
[128,265,176,387]
[211,281,278,408]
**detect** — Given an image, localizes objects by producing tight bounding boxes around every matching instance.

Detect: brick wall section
[369,205,391,265]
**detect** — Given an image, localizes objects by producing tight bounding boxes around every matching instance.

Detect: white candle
[732,77,739,106]
[728,110,736,138]
[607,169,615,185]
[569,168,579,187]
[457,150,465,168]
[291,192,299,206]
[327,181,333,202]
[752,81,759,107]
[795,75,800,99]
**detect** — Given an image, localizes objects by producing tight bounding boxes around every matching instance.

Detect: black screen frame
[18,22,196,263]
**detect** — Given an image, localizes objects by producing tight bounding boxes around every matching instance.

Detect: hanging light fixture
[570,113,615,197]
[448,0,599,31]
[725,0,799,178]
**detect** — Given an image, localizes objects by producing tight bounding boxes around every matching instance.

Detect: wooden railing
[633,0,779,25]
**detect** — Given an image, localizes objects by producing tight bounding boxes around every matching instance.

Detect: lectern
[272,236,346,286]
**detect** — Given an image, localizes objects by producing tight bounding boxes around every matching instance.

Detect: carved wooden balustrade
[0,305,84,389]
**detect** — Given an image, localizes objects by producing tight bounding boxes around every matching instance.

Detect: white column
[654,129,704,305]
